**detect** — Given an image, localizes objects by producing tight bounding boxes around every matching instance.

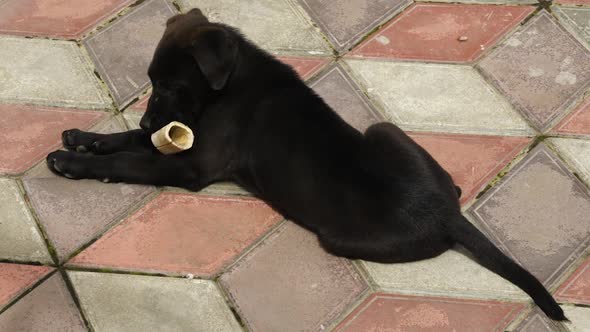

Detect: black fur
[47,9,565,321]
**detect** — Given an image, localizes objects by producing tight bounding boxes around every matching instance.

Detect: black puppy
[47,9,565,321]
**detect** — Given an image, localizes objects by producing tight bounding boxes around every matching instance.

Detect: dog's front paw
[62,129,105,153]
[46,150,87,179]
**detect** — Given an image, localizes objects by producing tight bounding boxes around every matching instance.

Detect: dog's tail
[446,214,566,321]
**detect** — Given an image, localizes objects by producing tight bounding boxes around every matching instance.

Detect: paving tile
[0,36,111,109]
[310,65,384,132]
[467,144,590,288]
[553,98,590,136]
[178,0,331,56]
[0,179,51,263]
[556,257,590,305]
[123,111,143,130]
[345,59,533,136]
[278,56,330,80]
[349,4,533,63]
[297,0,411,52]
[22,117,154,262]
[220,222,368,332]
[0,274,86,332]
[477,12,590,131]
[0,264,53,310]
[0,0,133,38]
[557,0,590,4]
[362,248,528,301]
[68,271,241,331]
[549,138,590,186]
[83,0,176,107]
[514,309,561,332]
[0,104,106,175]
[69,193,282,277]
[409,133,529,205]
[417,0,536,3]
[562,305,590,332]
[556,7,590,54]
[335,293,523,331]
[128,93,151,112]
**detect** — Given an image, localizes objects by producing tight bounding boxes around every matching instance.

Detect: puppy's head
[140,8,238,132]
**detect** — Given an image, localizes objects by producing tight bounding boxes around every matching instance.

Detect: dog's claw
[76,145,88,153]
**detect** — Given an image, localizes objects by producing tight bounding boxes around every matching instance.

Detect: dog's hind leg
[62,129,155,155]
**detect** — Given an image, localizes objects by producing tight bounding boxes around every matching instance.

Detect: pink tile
[409,133,529,205]
[556,257,590,305]
[336,294,524,332]
[349,3,534,62]
[0,264,53,310]
[128,94,150,112]
[0,104,106,175]
[553,99,590,136]
[69,193,282,277]
[278,56,330,80]
[0,0,133,38]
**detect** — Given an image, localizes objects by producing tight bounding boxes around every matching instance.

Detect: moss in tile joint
[170,0,182,12]
[56,268,94,330]
[0,269,59,317]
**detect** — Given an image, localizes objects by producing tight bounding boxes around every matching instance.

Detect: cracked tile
[477,12,590,131]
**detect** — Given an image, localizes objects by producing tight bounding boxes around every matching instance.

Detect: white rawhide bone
[151,121,194,155]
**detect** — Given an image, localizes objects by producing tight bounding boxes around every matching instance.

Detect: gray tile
[0,36,110,109]
[478,12,590,131]
[515,309,561,332]
[0,274,86,332]
[556,7,590,50]
[220,222,368,332]
[83,0,176,107]
[297,0,411,52]
[310,64,384,133]
[467,144,590,288]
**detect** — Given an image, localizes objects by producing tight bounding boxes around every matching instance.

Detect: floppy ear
[190,27,238,90]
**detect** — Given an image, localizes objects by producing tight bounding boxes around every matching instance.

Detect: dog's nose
[139,117,151,130]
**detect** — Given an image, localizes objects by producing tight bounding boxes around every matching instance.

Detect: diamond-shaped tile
[278,56,330,80]
[0,104,105,175]
[477,12,590,131]
[22,117,155,262]
[310,65,384,132]
[297,0,411,52]
[0,179,51,263]
[553,99,590,136]
[0,264,52,310]
[556,7,590,50]
[549,138,590,186]
[0,0,133,38]
[556,257,590,305]
[69,193,282,277]
[0,36,111,109]
[335,294,523,331]
[467,144,590,287]
[562,305,590,332]
[178,0,331,56]
[345,59,533,135]
[83,0,176,107]
[69,271,241,331]
[362,248,528,301]
[409,133,529,205]
[220,222,368,332]
[514,309,561,332]
[349,3,533,62]
[0,274,86,331]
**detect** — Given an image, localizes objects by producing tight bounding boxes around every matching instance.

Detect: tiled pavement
[1,0,590,331]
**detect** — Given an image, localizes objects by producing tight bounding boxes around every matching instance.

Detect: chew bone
[151,121,194,154]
